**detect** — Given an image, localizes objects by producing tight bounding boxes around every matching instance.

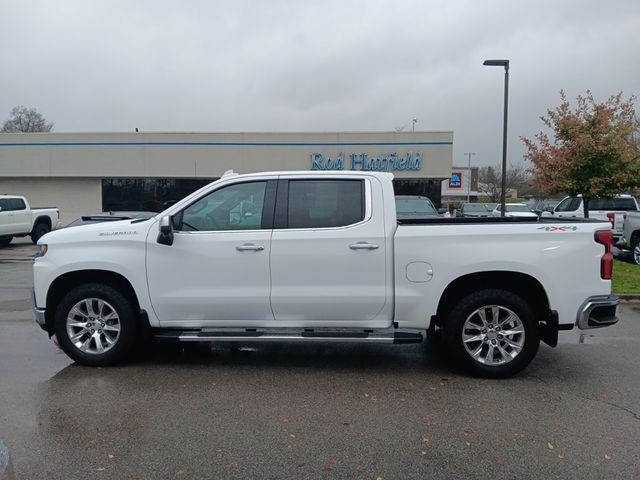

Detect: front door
[146,180,275,325]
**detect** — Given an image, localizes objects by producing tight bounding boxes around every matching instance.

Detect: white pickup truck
[32,171,619,377]
[542,194,639,243]
[0,195,59,246]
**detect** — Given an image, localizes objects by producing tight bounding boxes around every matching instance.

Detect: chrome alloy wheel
[461,305,525,365]
[634,242,640,265]
[66,298,121,354]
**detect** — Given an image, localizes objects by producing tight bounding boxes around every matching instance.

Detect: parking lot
[1,239,640,479]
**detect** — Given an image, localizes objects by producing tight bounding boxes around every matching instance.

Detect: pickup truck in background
[32,171,619,378]
[542,194,639,243]
[620,211,640,265]
[0,195,59,246]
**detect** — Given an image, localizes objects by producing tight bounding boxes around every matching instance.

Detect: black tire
[0,237,12,247]
[444,289,540,378]
[54,283,139,366]
[30,222,50,244]
[632,237,640,266]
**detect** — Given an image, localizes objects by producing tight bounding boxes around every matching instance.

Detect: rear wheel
[632,237,640,265]
[0,237,12,247]
[31,222,50,244]
[445,289,540,378]
[54,283,138,366]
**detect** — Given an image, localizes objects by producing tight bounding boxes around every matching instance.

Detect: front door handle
[349,242,379,250]
[236,243,265,252]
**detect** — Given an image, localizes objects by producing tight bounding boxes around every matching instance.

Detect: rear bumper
[576,295,619,329]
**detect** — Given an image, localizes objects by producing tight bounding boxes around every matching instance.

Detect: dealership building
[0,131,453,224]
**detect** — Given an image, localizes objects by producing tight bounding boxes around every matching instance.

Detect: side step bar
[154,329,423,345]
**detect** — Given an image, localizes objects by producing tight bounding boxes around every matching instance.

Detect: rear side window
[589,198,638,211]
[287,180,364,228]
[8,198,26,210]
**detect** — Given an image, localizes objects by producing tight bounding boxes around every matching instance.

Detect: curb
[0,441,14,480]
[618,294,640,303]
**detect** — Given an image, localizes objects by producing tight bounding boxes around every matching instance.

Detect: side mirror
[157,215,174,246]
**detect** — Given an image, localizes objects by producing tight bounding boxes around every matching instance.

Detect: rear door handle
[236,243,265,252]
[349,242,379,250]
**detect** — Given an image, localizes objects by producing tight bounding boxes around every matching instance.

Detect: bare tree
[1,106,54,133]
[478,163,529,202]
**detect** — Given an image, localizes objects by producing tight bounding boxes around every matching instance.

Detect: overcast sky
[1,0,638,166]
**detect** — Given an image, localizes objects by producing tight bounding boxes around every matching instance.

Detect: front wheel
[54,283,138,366]
[445,289,540,378]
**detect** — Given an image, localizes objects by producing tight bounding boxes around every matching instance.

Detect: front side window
[287,180,364,229]
[0,199,12,212]
[178,181,267,231]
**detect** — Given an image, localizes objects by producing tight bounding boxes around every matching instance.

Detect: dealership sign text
[310,152,423,172]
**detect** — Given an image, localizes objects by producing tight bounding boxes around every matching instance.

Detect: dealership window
[101,178,213,212]
[393,179,442,208]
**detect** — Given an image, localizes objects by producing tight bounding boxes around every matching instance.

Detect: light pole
[465,152,476,202]
[483,59,509,217]
[412,117,417,132]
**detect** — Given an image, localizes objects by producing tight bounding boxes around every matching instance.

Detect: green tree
[1,106,53,133]
[522,91,640,217]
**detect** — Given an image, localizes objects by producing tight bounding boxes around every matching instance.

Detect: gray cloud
[1,0,638,167]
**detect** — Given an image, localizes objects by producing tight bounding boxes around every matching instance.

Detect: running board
[154,329,423,345]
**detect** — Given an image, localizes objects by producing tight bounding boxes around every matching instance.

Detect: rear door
[9,198,31,233]
[269,177,390,326]
[0,198,17,235]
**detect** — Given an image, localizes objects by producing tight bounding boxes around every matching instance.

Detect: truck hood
[38,218,155,245]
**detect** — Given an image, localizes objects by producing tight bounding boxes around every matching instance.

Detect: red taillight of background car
[606,212,615,228]
[594,229,613,280]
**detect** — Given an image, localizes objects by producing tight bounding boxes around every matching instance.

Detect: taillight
[606,212,615,228]
[594,229,613,280]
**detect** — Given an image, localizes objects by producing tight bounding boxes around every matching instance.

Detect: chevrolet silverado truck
[0,195,59,246]
[32,171,619,377]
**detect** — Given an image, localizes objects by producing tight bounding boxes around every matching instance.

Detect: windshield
[395,197,437,214]
[506,204,532,212]
[464,204,488,212]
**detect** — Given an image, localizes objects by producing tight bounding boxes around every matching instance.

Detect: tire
[54,283,139,366]
[30,222,50,244]
[444,289,540,378]
[0,237,12,247]
[632,238,640,266]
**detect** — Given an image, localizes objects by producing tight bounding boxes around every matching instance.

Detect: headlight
[34,244,48,258]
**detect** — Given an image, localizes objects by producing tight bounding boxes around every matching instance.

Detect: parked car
[620,211,640,265]
[489,203,538,218]
[0,195,59,247]
[542,195,639,243]
[66,211,157,228]
[532,200,559,216]
[458,203,491,218]
[33,170,618,378]
[395,195,441,220]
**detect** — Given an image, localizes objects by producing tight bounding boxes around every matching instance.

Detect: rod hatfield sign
[310,151,423,172]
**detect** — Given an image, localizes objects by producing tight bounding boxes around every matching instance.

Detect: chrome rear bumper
[577,295,619,329]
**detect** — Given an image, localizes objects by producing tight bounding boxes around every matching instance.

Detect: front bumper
[576,295,619,329]
[32,289,47,331]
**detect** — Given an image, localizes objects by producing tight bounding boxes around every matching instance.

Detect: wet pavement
[1,250,640,479]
